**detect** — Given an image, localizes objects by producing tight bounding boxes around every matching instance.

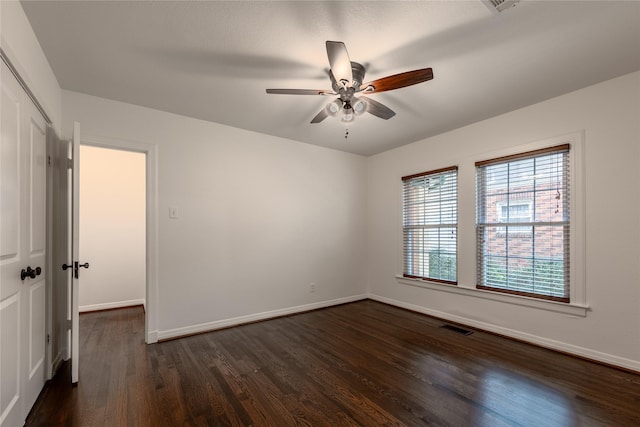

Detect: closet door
[0,60,47,427]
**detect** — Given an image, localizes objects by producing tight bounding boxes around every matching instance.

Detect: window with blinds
[476,144,570,302]
[403,166,458,284]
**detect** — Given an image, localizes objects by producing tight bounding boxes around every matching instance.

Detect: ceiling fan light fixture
[341,101,355,122]
[326,99,343,116]
[352,98,368,116]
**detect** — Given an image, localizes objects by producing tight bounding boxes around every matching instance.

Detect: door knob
[63,261,90,278]
[73,261,90,279]
[21,267,34,280]
[20,266,41,280]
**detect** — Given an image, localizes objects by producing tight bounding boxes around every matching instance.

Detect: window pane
[403,167,457,283]
[476,146,570,302]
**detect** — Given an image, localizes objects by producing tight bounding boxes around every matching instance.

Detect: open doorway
[66,131,158,384]
[78,146,146,312]
[72,133,158,348]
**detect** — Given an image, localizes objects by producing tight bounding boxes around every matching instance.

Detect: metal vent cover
[441,324,473,336]
[483,0,521,14]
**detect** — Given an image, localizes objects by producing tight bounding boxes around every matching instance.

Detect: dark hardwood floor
[26,300,640,426]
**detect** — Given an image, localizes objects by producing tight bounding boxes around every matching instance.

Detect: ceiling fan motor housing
[331,62,366,93]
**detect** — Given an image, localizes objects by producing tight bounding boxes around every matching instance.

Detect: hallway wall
[78,145,146,312]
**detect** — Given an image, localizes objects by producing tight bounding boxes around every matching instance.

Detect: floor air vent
[441,324,473,336]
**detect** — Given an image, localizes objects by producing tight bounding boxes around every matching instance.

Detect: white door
[54,134,71,364]
[70,122,87,384]
[0,61,48,427]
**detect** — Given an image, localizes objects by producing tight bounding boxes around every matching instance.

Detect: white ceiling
[21,1,640,156]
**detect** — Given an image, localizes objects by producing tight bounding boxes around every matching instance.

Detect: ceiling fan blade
[361,68,433,94]
[326,41,353,87]
[362,96,396,120]
[266,89,335,95]
[310,108,329,123]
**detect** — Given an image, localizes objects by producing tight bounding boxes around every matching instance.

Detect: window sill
[396,275,589,317]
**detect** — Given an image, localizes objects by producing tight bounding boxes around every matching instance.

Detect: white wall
[367,71,640,371]
[62,90,368,338]
[78,146,146,312]
[0,0,61,131]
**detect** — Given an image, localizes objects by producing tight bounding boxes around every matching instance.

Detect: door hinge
[67,319,72,330]
[67,158,73,169]
[47,333,51,344]
[48,155,52,167]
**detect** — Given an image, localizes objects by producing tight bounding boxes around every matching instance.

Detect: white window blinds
[403,166,458,284]
[476,144,570,302]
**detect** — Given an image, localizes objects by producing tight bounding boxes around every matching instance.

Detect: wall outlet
[310,282,316,293]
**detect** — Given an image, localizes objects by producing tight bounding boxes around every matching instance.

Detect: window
[403,166,458,284]
[476,144,570,302]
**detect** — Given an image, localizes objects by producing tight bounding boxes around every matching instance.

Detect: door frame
[77,134,159,343]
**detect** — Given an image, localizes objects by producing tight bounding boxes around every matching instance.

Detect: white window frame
[397,132,587,316]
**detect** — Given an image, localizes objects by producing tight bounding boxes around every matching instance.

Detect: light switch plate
[169,207,179,219]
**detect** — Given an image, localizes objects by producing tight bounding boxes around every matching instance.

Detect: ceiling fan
[266,41,434,124]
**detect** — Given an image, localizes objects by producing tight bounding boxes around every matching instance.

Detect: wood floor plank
[25,301,640,426]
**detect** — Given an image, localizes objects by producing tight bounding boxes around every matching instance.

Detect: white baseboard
[79,299,145,313]
[157,294,368,341]
[369,293,640,373]
[146,329,158,344]
[48,351,63,380]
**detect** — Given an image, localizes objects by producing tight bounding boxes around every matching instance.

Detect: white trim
[0,47,52,124]
[396,276,588,316]
[569,131,586,305]
[472,132,586,303]
[49,351,63,378]
[369,294,639,373]
[79,299,145,313]
[78,134,159,344]
[157,295,368,341]
[397,131,587,309]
